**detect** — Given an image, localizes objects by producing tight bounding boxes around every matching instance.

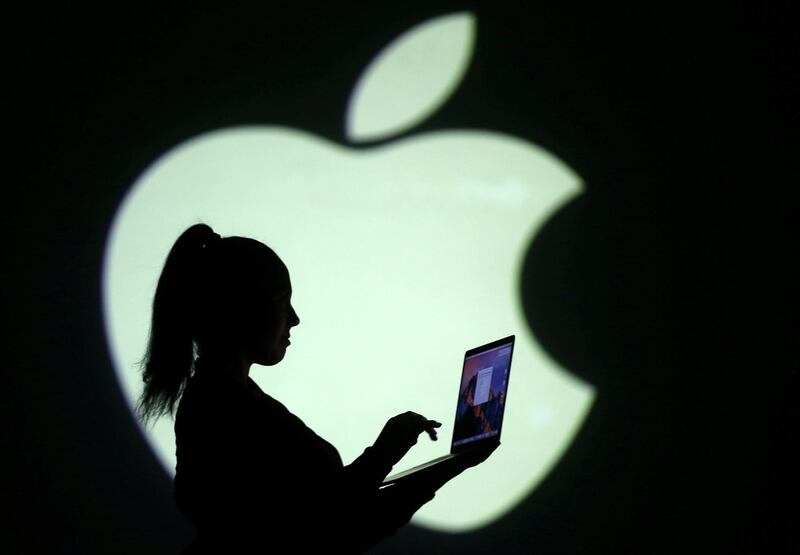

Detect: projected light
[102,12,595,532]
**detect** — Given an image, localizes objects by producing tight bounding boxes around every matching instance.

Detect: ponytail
[137,223,220,424]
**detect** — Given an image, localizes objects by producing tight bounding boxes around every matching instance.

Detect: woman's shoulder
[176,373,251,428]
[175,372,300,432]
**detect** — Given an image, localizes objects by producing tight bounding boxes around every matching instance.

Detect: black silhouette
[138,223,497,553]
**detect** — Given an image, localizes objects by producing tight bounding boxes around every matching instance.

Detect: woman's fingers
[373,412,445,464]
[424,420,442,441]
[396,412,441,440]
[412,413,440,432]
[392,412,442,443]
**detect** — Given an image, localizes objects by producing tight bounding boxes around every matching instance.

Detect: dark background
[4,2,794,553]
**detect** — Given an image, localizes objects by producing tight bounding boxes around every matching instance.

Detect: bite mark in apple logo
[102,12,596,532]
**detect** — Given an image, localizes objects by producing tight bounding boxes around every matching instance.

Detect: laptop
[381,335,515,486]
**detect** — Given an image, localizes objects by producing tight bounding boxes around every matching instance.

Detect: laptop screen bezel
[450,334,515,455]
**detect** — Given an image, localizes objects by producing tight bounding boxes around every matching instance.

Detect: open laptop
[381,335,515,486]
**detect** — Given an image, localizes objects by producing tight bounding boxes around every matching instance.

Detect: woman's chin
[255,348,286,367]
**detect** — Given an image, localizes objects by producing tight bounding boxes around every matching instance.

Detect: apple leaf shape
[346,12,475,143]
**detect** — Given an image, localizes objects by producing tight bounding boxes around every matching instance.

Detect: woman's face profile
[244,265,300,367]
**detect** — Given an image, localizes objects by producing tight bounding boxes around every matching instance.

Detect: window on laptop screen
[452,342,513,447]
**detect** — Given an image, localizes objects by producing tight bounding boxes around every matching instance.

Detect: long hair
[136,223,285,425]
[137,223,219,425]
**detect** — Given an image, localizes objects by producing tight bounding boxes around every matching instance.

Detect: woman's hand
[401,441,500,493]
[372,411,442,466]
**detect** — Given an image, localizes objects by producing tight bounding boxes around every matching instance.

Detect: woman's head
[138,224,299,423]
[196,232,299,365]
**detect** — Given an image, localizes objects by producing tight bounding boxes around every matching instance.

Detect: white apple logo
[103,12,595,532]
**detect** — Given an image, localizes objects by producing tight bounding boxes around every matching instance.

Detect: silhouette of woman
[137,224,496,553]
